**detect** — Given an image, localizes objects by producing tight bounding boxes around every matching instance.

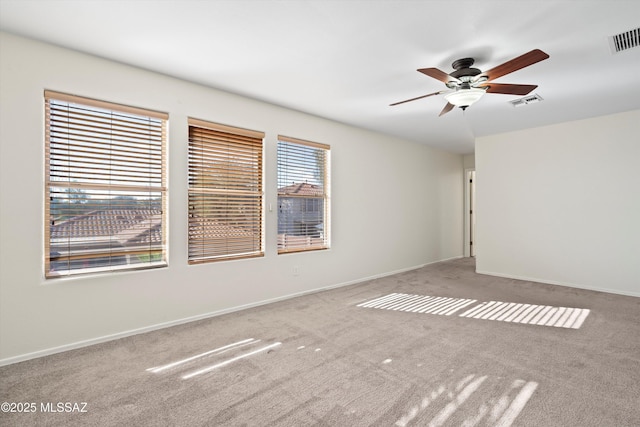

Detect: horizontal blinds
[277,136,330,254]
[45,91,167,277]
[188,119,264,263]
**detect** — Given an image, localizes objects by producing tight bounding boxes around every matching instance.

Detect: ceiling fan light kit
[444,87,487,109]
[391,49,550,116]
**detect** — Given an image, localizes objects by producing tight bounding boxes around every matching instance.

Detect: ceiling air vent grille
[509,93,543,107]
[608,28,640,54]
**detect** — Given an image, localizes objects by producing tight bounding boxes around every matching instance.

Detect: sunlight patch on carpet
[394,374,538,427]
[358,293,590,329]
[146,338,281,379]
[357,293,477,316]
[182,342,281,379]
[146,338,259,373]
[459,301,590,329]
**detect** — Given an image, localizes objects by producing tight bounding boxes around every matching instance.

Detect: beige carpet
[1,258,639,426]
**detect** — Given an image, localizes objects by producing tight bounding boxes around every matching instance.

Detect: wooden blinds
[44,91,168,277]
[277,135,330,254]
[188,118,264,263]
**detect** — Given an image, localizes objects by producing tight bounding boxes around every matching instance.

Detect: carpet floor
[1,258,639,426]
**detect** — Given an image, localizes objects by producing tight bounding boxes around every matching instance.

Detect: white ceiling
[1,0,639,153]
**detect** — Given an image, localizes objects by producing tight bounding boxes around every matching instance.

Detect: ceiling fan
[390,49,550,116]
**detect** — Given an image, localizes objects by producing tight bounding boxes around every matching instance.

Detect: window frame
[277,135,330,254]
[44,90,168,278]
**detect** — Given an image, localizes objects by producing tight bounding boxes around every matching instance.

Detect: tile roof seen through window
[51,209,162,245]
[278,182,323,197]
[188,216,257,240]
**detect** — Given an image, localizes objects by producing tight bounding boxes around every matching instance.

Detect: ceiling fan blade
[418,67,461,84]
[480,49,549,81]
[478,83,538,95]
[439,102,455,117]
[390,91,445,106]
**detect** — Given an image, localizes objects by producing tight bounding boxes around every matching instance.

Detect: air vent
[608,27,640,54]
[509,93,543,107]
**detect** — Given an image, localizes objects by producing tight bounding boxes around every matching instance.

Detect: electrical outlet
[292,265,300,276]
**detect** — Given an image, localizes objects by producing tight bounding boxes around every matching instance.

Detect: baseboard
[1,258,461,367]
[429,255,464,264]
[476,269,640,298]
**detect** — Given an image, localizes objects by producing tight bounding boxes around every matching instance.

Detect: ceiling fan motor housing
[450,58,482,79]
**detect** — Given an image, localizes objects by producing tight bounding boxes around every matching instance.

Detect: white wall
[476,110,640,297]
[0,32,464,364]
[463,154,475,169]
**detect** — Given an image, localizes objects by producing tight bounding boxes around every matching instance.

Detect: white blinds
[44,91,168,277]
[277,135,330,253]
[188,119,264,263]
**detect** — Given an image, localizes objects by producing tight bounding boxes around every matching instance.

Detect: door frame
[464,168,476,257]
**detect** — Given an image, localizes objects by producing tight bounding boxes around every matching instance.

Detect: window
[45,91,168,277]
[277,135,330,253]
[188,119,264,263]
